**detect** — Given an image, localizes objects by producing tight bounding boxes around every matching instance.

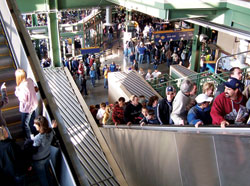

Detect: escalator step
[0,44,9,56]
[7,122,24,139]
[0,55,13,68]
[0,67,15,82]
[0,34,5,43]
[1,94,19,110]
[2,107,21,124]
[0,79,16,95]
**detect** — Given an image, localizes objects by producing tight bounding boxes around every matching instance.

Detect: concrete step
[0,55,13,68]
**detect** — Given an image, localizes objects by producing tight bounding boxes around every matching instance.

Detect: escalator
[0,20,22,140]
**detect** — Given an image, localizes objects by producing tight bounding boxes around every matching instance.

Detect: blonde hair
[202,82,214,93]
[15,69,27,86]
[105,105,111,113]
[130,95,137,102]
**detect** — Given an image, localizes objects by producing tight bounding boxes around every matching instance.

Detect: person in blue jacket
[187,93,213,128]
[89,66,96,87]
[109,62,116,72]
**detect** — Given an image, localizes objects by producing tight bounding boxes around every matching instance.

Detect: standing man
[124,95,142,125]
[157,86,176,125]
[171,79,194,125]
[215,67,243,97]
[211,78,248,128]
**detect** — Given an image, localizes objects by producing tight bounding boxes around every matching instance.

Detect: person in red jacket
[112,97,126,126]
[211,78,248,128]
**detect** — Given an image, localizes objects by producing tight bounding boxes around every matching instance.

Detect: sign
[153,29,194,43]
[81,47,100,54]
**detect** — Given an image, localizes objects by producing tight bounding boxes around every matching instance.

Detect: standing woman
[32,116,54,186]
[15,69,38,139]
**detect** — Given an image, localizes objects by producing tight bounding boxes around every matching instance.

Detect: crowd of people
[62,55,122,94]
[89,67,250,128]
[0,69,57,185]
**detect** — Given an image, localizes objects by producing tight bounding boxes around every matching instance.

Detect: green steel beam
[57,0,112,10]
[48,0,61,67]
[190,25,200,72]
[16,0,48,13]
[16,0,112,13]
[60,31,84,38]
[169,9,218,20]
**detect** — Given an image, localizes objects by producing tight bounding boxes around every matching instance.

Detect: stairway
[0,20,22,140]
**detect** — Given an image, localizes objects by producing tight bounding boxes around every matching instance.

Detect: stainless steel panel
[214,135,250,186]
[100,128,182,186]
[175,134,220,186]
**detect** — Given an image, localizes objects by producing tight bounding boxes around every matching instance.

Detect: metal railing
[215,50,250,74]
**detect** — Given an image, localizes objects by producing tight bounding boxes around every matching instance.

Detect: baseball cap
[195,93,213,104]
[224,78,241,90]
[166,86,174,92]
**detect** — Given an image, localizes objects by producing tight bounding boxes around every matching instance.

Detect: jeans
[21,111,36,139]
[145,54,150,64]
[160,53,166,63]
[91,77,95,87]
[166,58,171,67]
[104,78,108,88]
[33,156,53,186]
[139,54,144,64]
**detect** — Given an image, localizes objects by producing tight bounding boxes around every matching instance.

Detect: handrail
[215,50,250,74]
[0,12,18,68]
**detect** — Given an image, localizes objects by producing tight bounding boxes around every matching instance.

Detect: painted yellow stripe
[0,53,9,57]
[0,65,13,70]
[153,28,194,34]
[0,78,15,82]
[205,60,216,64]
[2,105,19,112]
[0,91,15,96]
[81,47,100,50]
[7,121,21,127]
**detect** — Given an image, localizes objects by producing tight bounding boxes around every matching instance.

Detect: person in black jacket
[157,86,176,125]
[0,126,28,186]
[124,95,142,125]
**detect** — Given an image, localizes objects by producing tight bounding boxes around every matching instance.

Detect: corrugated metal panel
[170,65,197,80]
[44,67,119,186]
[111,71,161,100]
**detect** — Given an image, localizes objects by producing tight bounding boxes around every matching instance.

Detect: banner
[81,47,100,54]
[153,29,194,43]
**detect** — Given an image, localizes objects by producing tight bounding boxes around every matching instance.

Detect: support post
[190,24,200,72]
[48,0,61,67]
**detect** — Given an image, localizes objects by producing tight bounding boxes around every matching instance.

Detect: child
[153,56,159,70]
[96,103,106,125]
[140,109,159,126]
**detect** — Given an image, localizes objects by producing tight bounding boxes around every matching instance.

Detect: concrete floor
[82,35,170,107]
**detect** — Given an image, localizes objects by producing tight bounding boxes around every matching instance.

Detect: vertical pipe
[48,0,61,66]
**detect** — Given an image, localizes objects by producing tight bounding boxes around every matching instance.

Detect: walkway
[82,35,170,106]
